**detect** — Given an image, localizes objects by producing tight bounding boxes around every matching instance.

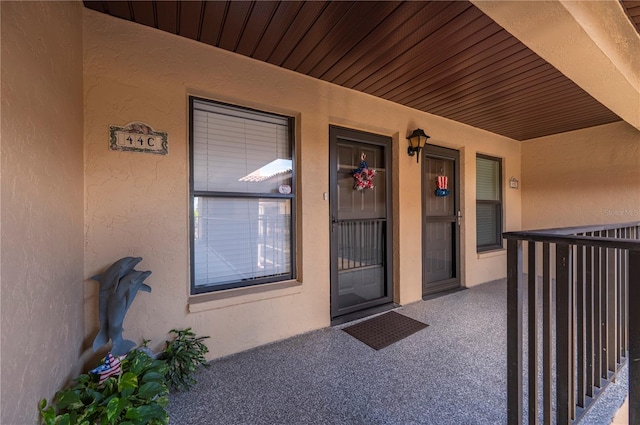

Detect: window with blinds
[476,155,503,252]
[190,97,295,293]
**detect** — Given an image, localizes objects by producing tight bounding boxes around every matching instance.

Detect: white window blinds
[192,100,291,194]
[476,157,500,201]
[476,203,498,247]
[193,197,292,286]
[191,99,294,291]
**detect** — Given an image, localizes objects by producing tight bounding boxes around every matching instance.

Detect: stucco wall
[522,121,640,230]
[83,9,521,361]
[1,2,84,423]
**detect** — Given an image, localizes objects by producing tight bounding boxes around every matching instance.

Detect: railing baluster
[356,221,361,266]
[507,238,523,425]
[585,242,594,399]
[594,241,602,387]
[557,243,572,424]
[376,220,380,264]
[577,244,586,408]
[629,250,640,425]
[570,245,576,420]
[619,228,627,358]
[623,228,628,354]
[607,229,618,375]
[618,229,623,362]
[543,243,552,425]
[601,232,609,381]
[528,241,538,425]
[338,222,342,269]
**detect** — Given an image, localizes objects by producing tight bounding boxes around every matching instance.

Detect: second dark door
[423,145,461,296]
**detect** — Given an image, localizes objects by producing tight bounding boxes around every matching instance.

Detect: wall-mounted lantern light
[407,128,430,163]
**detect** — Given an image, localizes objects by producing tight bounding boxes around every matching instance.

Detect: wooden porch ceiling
[83,1,624,141]
[622,1,640,34]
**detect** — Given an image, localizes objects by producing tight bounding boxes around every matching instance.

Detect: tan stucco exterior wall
[521,121,640,230]
[1,2,85,423]
[83,9,521,361]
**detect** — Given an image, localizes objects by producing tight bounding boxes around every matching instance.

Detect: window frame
[188,96,296,294]
[476,154,503,253]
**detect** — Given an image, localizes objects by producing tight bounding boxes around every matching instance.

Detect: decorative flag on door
[435,175,450,197]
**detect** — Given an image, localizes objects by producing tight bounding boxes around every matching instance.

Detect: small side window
[476,154,502,252]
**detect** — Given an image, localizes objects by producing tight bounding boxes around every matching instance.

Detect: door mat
[342,311,429,350]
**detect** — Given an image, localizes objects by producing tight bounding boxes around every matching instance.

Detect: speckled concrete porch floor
[168,279,627,425]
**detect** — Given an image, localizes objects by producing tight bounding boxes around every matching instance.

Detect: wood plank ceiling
[621,1,640,34]
[83,1,623,141]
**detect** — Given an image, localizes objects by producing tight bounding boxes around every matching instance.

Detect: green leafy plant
[159,328,210,391]
[39,349,169,425]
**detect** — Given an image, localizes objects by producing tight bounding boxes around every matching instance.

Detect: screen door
[423,145,461,296]
[329,126,393,319]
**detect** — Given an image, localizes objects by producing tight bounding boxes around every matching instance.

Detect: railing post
[507,238,523,425]
[556,243,572,424]
[629,250,640,425]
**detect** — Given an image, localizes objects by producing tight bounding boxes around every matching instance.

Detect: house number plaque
[109,122,168,155]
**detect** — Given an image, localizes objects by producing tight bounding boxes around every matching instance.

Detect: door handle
[457,210,462,226]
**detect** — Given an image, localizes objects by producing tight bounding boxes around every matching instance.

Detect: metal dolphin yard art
[90,257,152,356]
[91,256,142,351]
[107,270,152,355]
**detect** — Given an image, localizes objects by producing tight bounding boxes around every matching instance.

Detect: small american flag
[90,352,124,384]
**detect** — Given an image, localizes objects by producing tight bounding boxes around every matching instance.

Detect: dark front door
[423,145,461,296]
[329,126,393,319]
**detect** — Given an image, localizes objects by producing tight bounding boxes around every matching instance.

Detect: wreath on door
[353,154,376,191]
